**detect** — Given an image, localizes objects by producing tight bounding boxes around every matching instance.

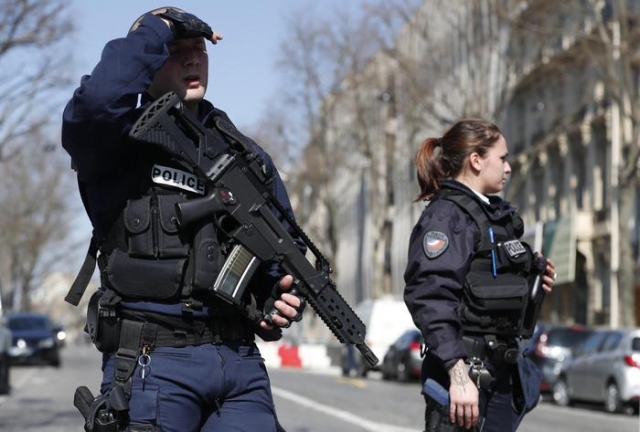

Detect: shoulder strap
[65,176,101,306]
[64,235,99,306]
[439,190,492,252]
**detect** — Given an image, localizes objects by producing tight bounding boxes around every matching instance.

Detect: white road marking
[272,386,418,432]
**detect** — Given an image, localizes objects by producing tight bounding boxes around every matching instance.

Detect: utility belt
[118,311,256,348]
[459,335,521,392]
[87,289,255,354]
[462,335,521,365]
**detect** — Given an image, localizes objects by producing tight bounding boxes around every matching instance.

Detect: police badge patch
[423,231,449,259]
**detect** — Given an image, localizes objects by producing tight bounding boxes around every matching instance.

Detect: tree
[0,0,76,311]
[274,3,403,300]
[0,142,74,311]
[0,0,73,160]
[365,0,514,142]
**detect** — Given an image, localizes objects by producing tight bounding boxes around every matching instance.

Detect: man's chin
[183,87,206,102]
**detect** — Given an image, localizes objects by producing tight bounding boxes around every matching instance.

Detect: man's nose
[183,49,201,66]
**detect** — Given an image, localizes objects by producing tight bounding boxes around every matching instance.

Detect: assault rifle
[129,92,378,367]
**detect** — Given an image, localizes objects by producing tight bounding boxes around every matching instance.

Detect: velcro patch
[151,164,205,195]
[423,231,449,259]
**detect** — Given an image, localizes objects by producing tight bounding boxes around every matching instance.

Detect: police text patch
[423,231,449,259]
[502,240,526,258]
[151,164,205,195]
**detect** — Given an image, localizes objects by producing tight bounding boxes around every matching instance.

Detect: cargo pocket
[124,197,154,257]
[156,194,190,258]
[128,383,159,426]
[191,222,225,291]
[124,195,190,258]
[463,272,529,312]
[105,250,186,300]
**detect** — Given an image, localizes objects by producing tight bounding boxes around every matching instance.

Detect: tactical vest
[438,189,537,338]
[99,185,226,309]
[66,115,239,313]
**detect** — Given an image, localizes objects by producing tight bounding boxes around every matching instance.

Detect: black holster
[425,400,459,432]
[425,401,485,432]
[73,386,119,432]
[74,320,145,431]
[86,289,121,353]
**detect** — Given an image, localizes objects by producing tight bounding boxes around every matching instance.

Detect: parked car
[381,329,422,382]
[341,297,415,378]
[52,323,67,348]
[553,328,640,414]
[528,324,593,392]
[6,312,61,367]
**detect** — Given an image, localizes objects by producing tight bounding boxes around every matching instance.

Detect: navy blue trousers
[101,342,280,431]
[477,365,514,432]
[474,357,541,431]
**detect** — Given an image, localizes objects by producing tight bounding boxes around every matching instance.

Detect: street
[0,344,637,432]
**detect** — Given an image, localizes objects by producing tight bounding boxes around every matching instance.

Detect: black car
[6,312,61,367]
[528,324,593,392]
[381,329,423,382]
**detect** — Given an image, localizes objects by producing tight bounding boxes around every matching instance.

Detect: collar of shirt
[470,188,490,204]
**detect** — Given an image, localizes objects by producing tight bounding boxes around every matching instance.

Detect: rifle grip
[175,192,225,226]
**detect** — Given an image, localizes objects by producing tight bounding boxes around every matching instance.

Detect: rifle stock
[130,92,378,367]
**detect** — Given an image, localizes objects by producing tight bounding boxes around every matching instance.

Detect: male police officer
[62,7,304,432]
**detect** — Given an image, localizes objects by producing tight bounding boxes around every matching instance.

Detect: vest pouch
[124,195,190,258]
[124,196,153,257]
[496,240,533,273]
[105,250,186,300]
[190,222,225,291]
[463,271,529,312]
[156,194,190,258]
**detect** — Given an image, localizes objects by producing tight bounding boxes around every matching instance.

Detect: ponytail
[414,137,445,201]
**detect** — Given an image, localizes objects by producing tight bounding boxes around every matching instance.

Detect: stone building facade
[298,0,640,330]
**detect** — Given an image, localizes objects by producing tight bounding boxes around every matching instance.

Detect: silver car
[553,328,640,414]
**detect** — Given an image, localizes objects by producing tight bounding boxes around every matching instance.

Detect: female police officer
[404,119,556,431]
[62,7,303,432]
